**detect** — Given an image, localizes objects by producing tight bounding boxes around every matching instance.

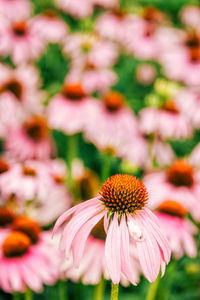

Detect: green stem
[66,134,79,189]
[24,287,32,300]
[145,275,161,300]
[13,292,21,300]
[58,280,68,300]
[111,282,119,300]
[94,277,105,300]
[101,154,112,183]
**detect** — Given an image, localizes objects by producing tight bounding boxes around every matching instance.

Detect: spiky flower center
[12,217,40,244]
[0,207,16,227]
[1,79,23,100]
[104,91,124,112]
[62,83,86,101]
[91,219,106,240]
[0,158,10,174]
[2,231,31,258]
[24,116,49,142]
[167,160,194,187]
[100,174,148,214]
[12,21,27,36]
[158,200,187,218]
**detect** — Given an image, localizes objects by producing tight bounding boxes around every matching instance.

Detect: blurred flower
[155,200,197,258]
[0,20,45,65]
[180,5,200,27]
[139,99,192,139]
[0,0,32,22]
[144,160,200,221]
[32,10,69,44]
[5,115,53,160]
[56,0,93,19]
[53,174,171,284]
[0,217,59,293]
[48,82,94,135]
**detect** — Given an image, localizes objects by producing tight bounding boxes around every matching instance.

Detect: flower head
[53,174,171,284]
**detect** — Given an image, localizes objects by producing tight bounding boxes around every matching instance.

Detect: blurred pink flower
[144,160,200,222]
[180,5,200,27]
[84,91,139,154]
[53,174,171,284]
[155,209,197,258]
[92,0,118,9]
[0,20,45,65]
[139,102,192,139]
[0,227,59,292]
[189,143,200,168]
[48,82,94,135]
[136,64,156,85]
[32,10,69,44]
[5,115,53,160]
[0,0,32,21]
[160,31,200,86]
[56,0,93,19]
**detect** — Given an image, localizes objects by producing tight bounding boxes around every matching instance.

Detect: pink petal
[60,204,101,256]
[52,198,100,236]
[105,214,121,284]
[8,262,24,292]
[120,216,137,285]
[20,260,43,292]
[72,211,105,267]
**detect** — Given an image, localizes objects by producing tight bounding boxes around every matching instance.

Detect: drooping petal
[72,210,105,267]
[52,198,100,236]
[60,204,101,257]
[105,214,121,284]
[120,216,137,285]
[133,214,161,282]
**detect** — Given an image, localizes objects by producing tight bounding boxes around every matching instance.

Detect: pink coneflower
[0,63,44,112]
[0,0,32,21]
[125,7,166,59]
[0,20,45,65]
[47,82,94,135]
[0,217,59,293]
[144,160,200,222]
[92,0,118,9]
[189,143,200,168]
[136,63,157,85]
[0,159,71,226]
[154,201,197,258]
[175,88,200,129]
[148,138,175,167]
[5,115,53,160]
[56,0,93,19]
[139,100,192,139]
[84,91,139,155]
[160,30,200,86]
[53,174,171,284]
[32,10,69,44]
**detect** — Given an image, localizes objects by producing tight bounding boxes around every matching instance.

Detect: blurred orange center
[12,216,40,244]
[163,100,179,113]
[77,170,99,201]
[1,79,23,100]
[167,160,194,187]
[91,219,106,240]
[0,208,16,227]
[0,158,9,174]
[2,231,31,258]
[158,200,187,218]
[185,32,200,62]
[24,116,48,142]
[104,91,124,112]
[62,83,85,100]
[12,21,27,36]
[43,9,57,18]
[23,166,37,177]
[143,6,164,23]
[100,174,148,214]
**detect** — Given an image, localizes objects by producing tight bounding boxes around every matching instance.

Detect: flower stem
[58,280,68,300]
[111,282,119,300]
[145,275,161,300]
[13,292,21,300]
[24,287,32,300]
[94,277,105,300]
[66,134,79,189]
